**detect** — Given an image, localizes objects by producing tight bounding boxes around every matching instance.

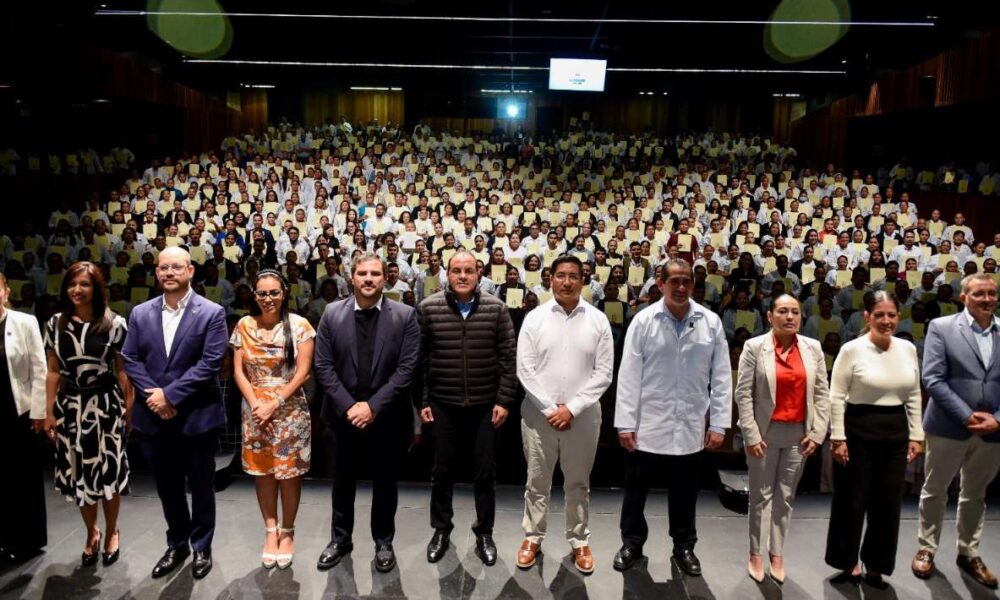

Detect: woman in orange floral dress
[231,269,315,570]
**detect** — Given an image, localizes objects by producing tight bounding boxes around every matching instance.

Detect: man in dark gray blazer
[914,273,1000,588]
[313,253,420,573]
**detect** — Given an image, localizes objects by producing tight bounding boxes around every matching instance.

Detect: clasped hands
[967,411,1000,435]
[144,387,176,420]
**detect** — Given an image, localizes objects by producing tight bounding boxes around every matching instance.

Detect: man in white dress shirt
[613,258,732,576]
[515,256,614,574]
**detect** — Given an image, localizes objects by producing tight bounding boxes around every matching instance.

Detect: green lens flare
[147,0,233,59]
[765,0,851,64]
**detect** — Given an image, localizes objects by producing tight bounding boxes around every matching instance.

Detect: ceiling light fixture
[240,83,276,88]
[187,59,845,75]
[772,93,802,98]
[481,88,533,94]
[349,86,403,91]
[96,10,934,27]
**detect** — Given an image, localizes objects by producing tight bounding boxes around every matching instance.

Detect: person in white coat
[0,273,49,561]
[613,258,732,576]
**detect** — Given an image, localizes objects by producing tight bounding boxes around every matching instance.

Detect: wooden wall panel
[303,91,405,126]
[792,28,1000,166]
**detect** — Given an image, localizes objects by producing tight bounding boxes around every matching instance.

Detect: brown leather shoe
[911,549,934,579]
[957,555,999,589]
[516,540,540,569]
[573,545,595,574]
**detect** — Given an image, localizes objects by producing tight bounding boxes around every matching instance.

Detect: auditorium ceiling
[2,0,1000,101]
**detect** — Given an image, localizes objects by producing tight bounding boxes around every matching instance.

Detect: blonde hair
[0,274,10,309]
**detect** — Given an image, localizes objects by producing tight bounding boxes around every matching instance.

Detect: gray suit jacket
[735,333,831,447]
[922,313,1000,442]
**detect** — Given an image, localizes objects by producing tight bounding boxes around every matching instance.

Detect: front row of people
[3,250,998,590]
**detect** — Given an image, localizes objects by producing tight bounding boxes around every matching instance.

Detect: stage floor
[1,476,998,600]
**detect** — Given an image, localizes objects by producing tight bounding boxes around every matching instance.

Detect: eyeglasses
[157,263,189,273]
[254,290,283,299]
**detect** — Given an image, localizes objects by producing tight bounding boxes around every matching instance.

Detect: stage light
[506,103,520,118]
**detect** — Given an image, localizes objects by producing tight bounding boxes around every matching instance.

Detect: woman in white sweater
[824,291,924,589]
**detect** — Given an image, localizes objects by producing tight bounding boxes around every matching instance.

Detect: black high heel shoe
[102,530,120,566]
[81,531,102,567]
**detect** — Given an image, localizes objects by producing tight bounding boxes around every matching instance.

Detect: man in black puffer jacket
[416,249,517,567]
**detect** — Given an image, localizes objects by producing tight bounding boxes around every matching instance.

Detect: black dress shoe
[374,544,396,573]
[192,550,212,579]
[673,548,702,577]
[864,573,888,590]
[426,530,450,563]
[475,534,497,566]
[152,546,190,578]
[831,571,862,585]
[612,546,642,571]
[613,545,641,572]
[317,540,353,570]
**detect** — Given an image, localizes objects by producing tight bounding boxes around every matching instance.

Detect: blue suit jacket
[121,291,228,436]
[314,296,420,425]
[922,313,1000,443]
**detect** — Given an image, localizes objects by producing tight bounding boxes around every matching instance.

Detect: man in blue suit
[914,273,1000,588]
[313,253,420,573]
[122,247,228,580]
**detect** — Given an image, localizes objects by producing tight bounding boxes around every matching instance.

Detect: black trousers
[825,404,909,575]
[0,411,47,553]
[620,450,701,552]
[324,408,403,546]
[429,403,497,535]
[140,430,217,553]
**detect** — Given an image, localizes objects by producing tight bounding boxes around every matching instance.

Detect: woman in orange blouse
[735,294,831,584]
[231,270,315,570]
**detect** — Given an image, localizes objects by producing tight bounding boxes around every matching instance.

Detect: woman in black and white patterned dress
[41,262,133,567]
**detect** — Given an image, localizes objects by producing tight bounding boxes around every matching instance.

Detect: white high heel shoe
[276,526,295,570]
[262,526,278,569]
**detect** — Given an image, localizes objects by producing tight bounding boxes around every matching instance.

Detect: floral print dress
[230,313,315,479]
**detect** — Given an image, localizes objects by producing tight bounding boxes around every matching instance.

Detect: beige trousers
[918,433,1000,557]
[520,404,601,548]
[747,421,807,556]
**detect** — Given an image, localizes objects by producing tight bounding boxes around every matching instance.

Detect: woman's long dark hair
[250,269,295,374]
[57,261,114,334]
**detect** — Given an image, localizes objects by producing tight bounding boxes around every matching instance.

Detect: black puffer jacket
[417,290,517,408]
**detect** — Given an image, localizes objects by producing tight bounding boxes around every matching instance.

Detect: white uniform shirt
[615,299,732,455]
[517,298,614,417]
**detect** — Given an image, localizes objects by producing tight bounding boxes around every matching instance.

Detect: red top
[772,335,807,423]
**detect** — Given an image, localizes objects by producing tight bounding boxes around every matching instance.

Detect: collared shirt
[354,295,384,312]
[162,286,194,357]
[615,299,733,455]
[963,308,998,366]
[772,334,807,423]
[455,297,474,319]
[517,298,614,417]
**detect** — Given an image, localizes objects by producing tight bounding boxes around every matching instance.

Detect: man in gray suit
[914,273,1000,588]
[313,253,420,573]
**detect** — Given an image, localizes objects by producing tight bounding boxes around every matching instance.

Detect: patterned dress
[44,314,130,506]
[230,313,315,479]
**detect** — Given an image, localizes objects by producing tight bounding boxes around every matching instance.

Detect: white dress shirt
[964,308,998,366]
[615,299,732,455]
[162,287,194,357]
[517,298,614,417]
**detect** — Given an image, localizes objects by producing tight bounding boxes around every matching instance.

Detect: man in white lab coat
[613,258,732,576]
